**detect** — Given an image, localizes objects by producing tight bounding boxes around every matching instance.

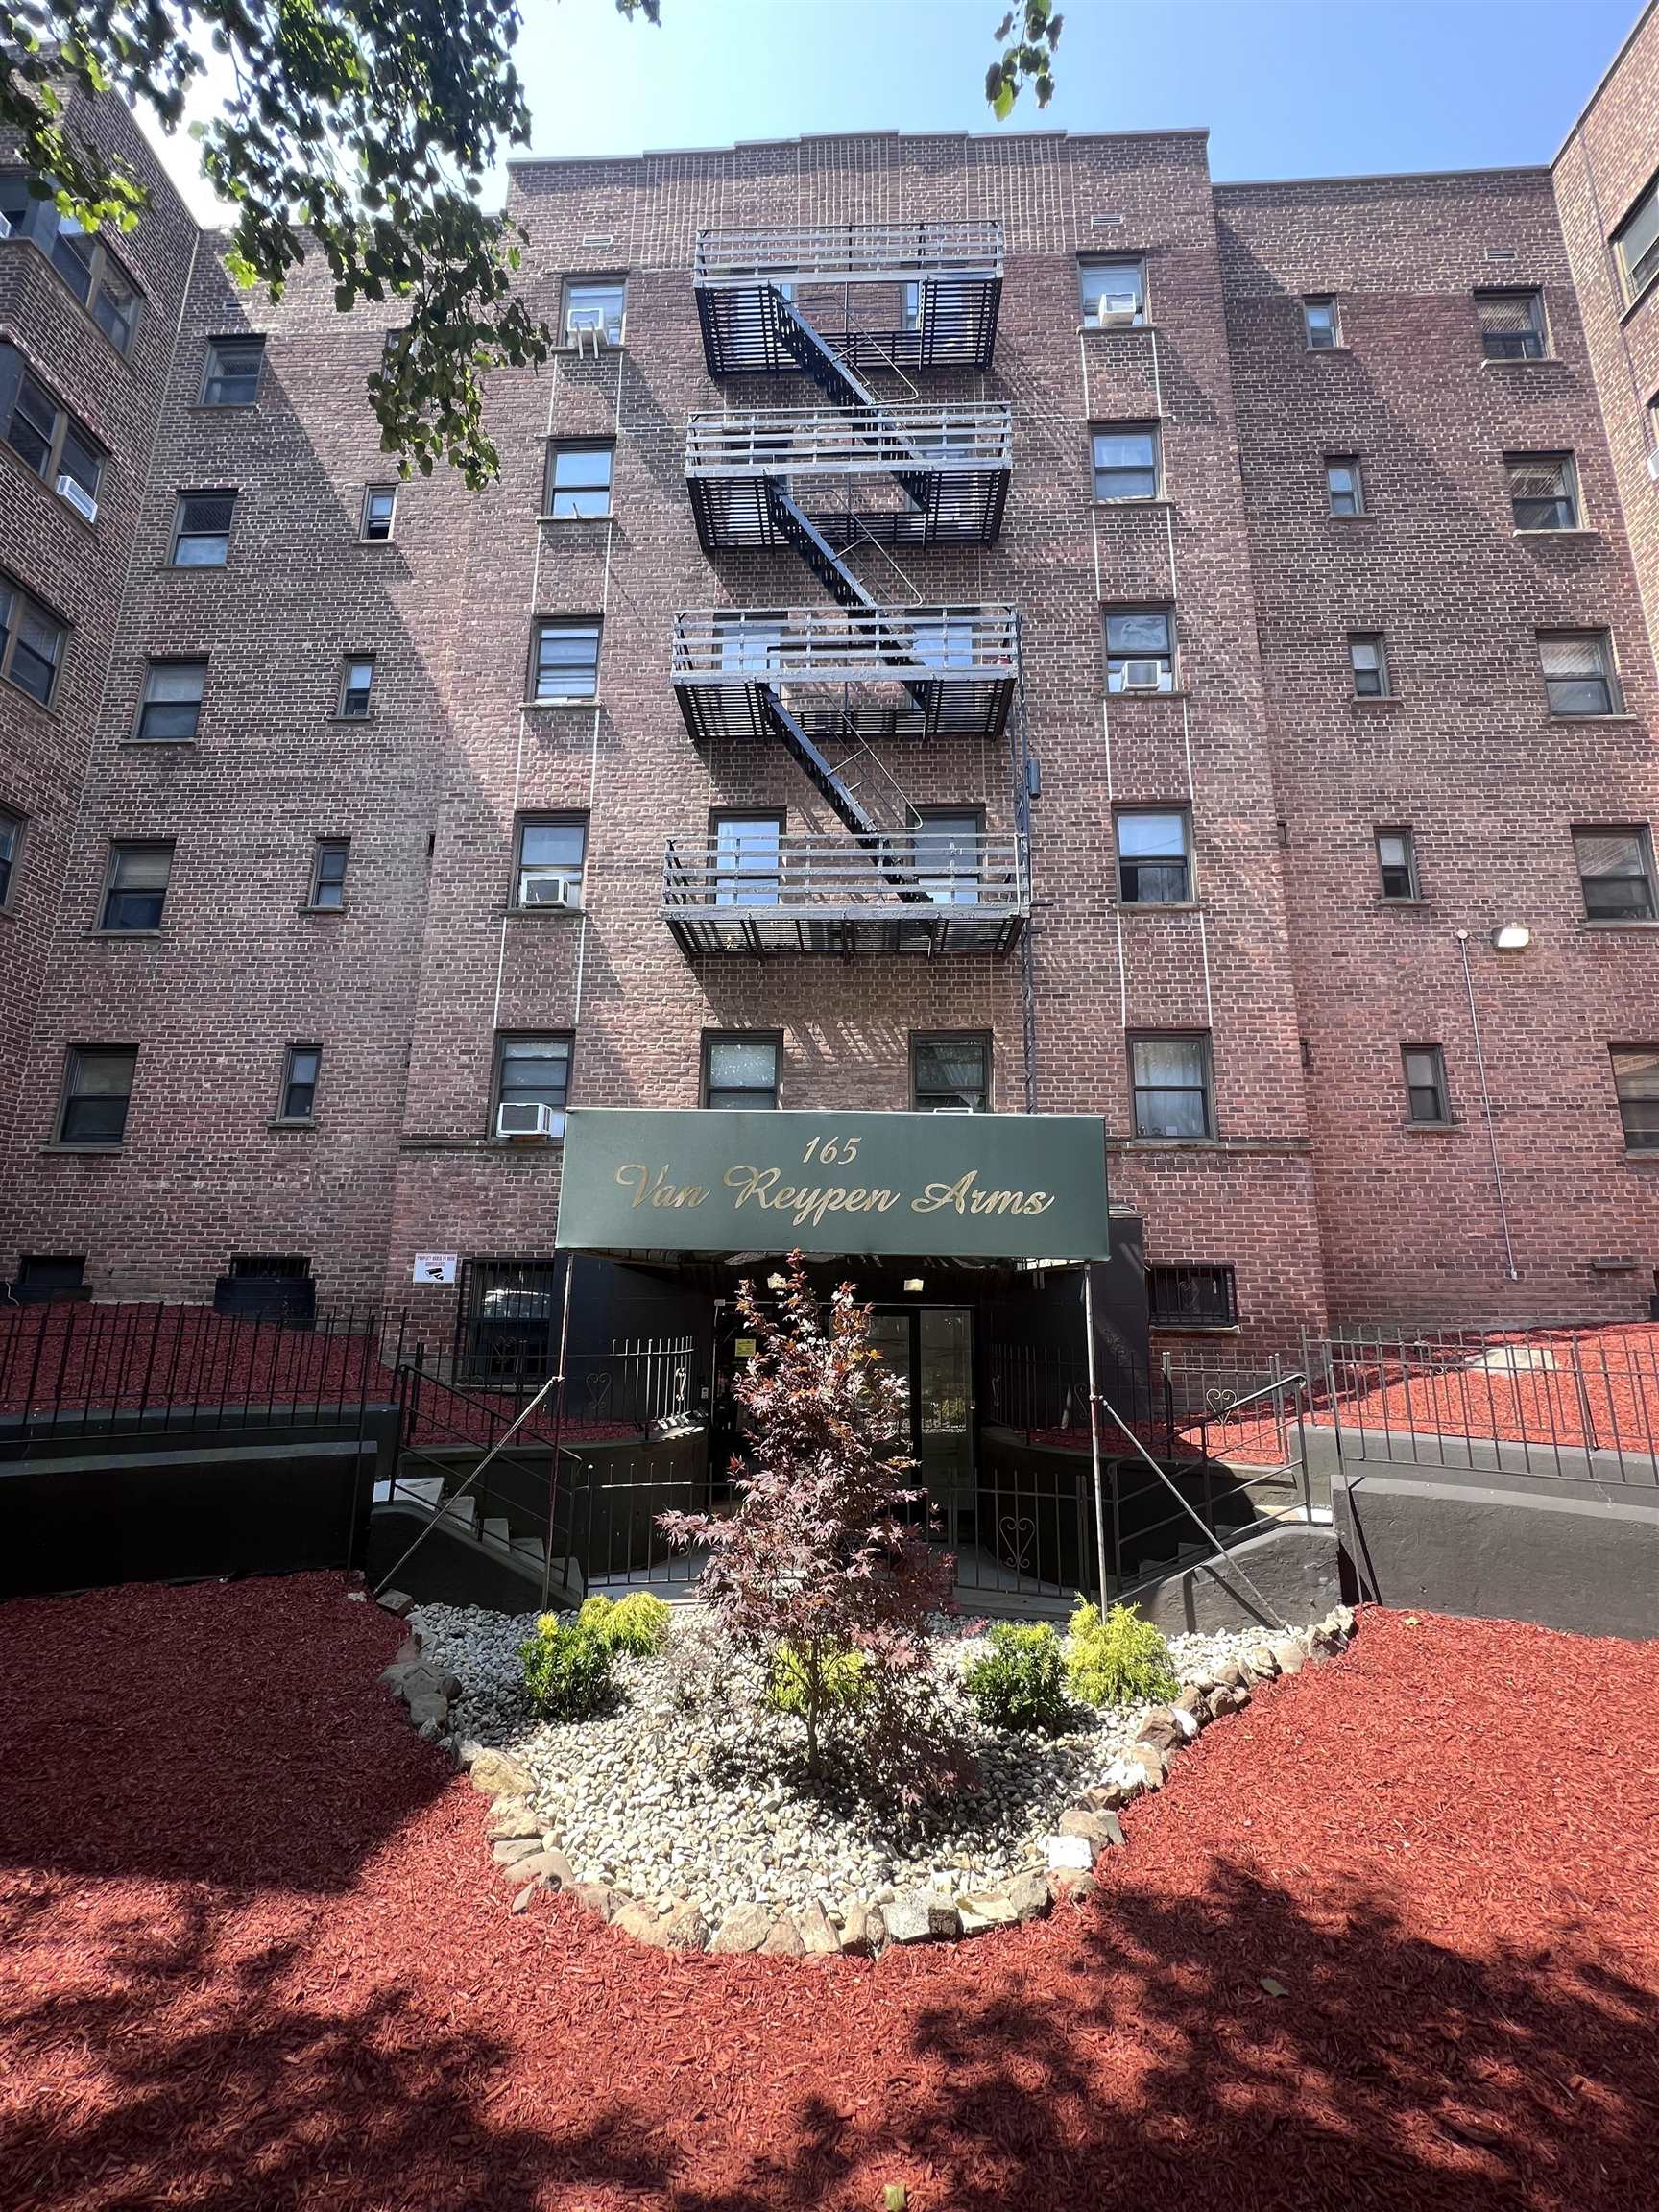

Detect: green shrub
[1067,1599,1180,1708]
[578,1590,672,1656]
[964,1621,1073,1734]
[769,1640,869,1718]
[519,1613,613,1720]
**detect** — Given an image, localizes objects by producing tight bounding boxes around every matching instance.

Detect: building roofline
[1551,0,1655,165]
[1215,162,1550,197]
[506,123,1211,172]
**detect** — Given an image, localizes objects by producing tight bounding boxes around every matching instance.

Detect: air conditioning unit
[497,1101,559,1141]
[567,311,625,355]
[520,872,579,910]
[1119,659,1166,691]
[1647,447,1659,485]
[56,474,98,524]
[1093,295,1141,326]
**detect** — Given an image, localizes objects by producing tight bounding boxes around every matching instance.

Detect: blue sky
[146,0,1643,220]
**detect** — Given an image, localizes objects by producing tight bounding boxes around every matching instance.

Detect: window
[0,805,21,905]
[912,1034,990,1113]
[279,1045,322,1124]
[1303,297,1338,349]
[0,345,103,514]
[713,611,784,675]
[1148,1262,1238,1328]
[1092,423,1160,501]
[703,1033,781,1110]
[1611,1047,1659,1151]
[1507,452,1578,530]
[1574,826,1656,921]
[136,660,205,740]
[171,491,235,566]
[1614,177,1659,305]
[711,812,781,906]
[338,656,374,717]
[516,815,587,908]
[58,1046,136,1146]
[1326,455,1364,517]
[201,337,264,405]
[1350,634,1390,698]
[900,281,922,333]
[0,175,142,351]
[1117,808,1191,903]
[914,810,981,904]
[308,838,349,911]
[544,444,613,519]
[1477,289,1546,360]
[1105,608,1174,693]
[1376,827,1419,902]
[1129,1034,1213,1140]
[1079,259,1145,327]
[531,617,601,702]
[493,1033,572,1138]
[1539,631,1620,716]
[0,573,66,706]
[15,1254,86,1300]
[360,485,397,541]
[563,276,626,347]
[101,842,172,930]
[1402,1044,1450,1125]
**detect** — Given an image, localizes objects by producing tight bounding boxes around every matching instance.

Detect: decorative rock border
[378,1599,1360,1955]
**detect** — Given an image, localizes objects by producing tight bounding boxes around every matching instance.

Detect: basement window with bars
[101,841,172,930]
[172,491,235,566]
[1611,1046,1659,1151]
[1574,826,1656,920]
[1507,452,1578,530]
[703,1033,781,1110]
[1539,631,1621,716]
[228,1253,311,1279]
[1477,288,1547,360]
[1148,1262,1238,1329]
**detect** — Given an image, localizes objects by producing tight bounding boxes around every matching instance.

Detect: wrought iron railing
[685,403,1013,477]
[671,603,1019,685]
[695,220,1004,285]
[661,832,1028,915]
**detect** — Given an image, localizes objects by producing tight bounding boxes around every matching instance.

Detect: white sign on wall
[412,1252,459,1286]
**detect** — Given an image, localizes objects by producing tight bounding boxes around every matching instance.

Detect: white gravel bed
[413,1601,1285,1923]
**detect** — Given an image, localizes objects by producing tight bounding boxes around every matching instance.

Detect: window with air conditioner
[0,175,143,351]
[0,344,103,517]
[564,276,627,349]
[515,815,588,909]
[493,1033,571,1140]
[703,1033,781,1110]
[912,1033,991,1113]
[1104,609,1174,694]
[0,572,67,708]
[1079,258,1146,327]
[135,659,205,741]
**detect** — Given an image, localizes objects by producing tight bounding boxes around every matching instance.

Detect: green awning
[555,1107,1110,1262]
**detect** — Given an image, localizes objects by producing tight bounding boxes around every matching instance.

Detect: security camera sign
[412,1252,458,1286]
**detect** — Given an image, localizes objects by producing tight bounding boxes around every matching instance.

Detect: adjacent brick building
[4,5,1659,1355]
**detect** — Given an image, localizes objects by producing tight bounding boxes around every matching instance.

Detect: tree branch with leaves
[2,0,1058,487]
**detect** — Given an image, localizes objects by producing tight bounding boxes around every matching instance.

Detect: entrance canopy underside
[554,1108,1112,1264]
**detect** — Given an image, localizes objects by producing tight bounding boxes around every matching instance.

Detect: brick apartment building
[4,4,1659,1369]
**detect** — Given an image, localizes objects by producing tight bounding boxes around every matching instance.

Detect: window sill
[84,927,163,939]
[1584,917,1659,930]
[299,902,347,916]
[1305,345,1351,354]
[1620,1147,1659,1165]
[1078,321,1155,336]
[505,903,584,920]
[1479,355,1565,370]
[120,738,198,750]
[398,1134,566,1153]
[522,697,600,711]
[1091,496,1173,511]
[1327,512,1376,522]
[1401,1119,1464,1134]
[555,343,627,356]
[38,1142,123,1156]
[537,511,614,524]
[1105,687,1188,703]
[1513,527,1599,538]
[1118,899,1201,912]
[1545,711,1642,724]
[330,713,377,725]
[1379,896,1431,908]
[1149,1321,1243,1336]
[267,1118,318,1132]
[1351,694,1399,707]
[185,400,261,412]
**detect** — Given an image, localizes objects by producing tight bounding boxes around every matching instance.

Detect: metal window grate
[1148,1263,1238,1327]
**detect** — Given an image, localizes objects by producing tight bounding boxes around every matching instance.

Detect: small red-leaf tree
[660,1252,966,1799]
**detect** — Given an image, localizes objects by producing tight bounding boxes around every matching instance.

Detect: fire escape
[665,222,1029,957]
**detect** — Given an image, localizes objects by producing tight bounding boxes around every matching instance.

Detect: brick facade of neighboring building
[4,10,1659,1351]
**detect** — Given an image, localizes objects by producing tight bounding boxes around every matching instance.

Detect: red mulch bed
[0,1582,1653,2210]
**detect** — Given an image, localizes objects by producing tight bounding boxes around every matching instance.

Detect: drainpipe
[1455,929,1521,1284]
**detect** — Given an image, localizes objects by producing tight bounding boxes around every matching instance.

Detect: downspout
[1456,929,1521,1284]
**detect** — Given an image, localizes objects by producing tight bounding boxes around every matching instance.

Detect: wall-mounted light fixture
[1490,922,1533,952]
[902,1277,925,1295]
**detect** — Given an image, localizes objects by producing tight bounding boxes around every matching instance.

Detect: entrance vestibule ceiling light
[902,1277,925,1294]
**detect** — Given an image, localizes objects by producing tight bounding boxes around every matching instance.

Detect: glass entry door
[868,1308,975,1545]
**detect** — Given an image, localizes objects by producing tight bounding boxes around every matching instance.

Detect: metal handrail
[661,832,1029,914]
[685,403,1013,476]
[672,603,1019,682]
[695,220,1004,284]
